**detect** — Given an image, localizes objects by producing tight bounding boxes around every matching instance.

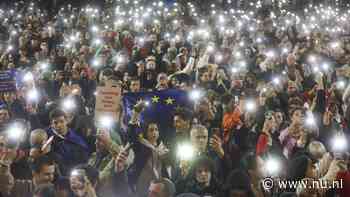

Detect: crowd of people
[0,0,350,196]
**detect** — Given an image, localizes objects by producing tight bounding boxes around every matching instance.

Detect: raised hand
[209,134,224,158]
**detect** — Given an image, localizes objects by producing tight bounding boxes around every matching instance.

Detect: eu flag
[123,89,192,141]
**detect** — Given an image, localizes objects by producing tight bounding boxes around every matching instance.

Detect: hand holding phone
[41,136,54,152]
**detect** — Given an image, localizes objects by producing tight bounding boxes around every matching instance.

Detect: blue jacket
[47,128,91,175]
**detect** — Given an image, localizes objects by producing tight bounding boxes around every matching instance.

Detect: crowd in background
[0,0,350,196]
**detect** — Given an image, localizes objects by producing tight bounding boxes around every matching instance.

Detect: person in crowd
[0,0,349,196]
[148,178,176,197]
[176,156,220,196]
[69,165,99,197]
[47,109,91,175]
[127,100,169,197]
[0,154,56,197]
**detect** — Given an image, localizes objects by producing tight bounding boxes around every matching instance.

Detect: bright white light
[272,77,280,85]
[40,62,49,70]
[332,135,347,152]
[331,41,340,49]
[62,98,76,111]
[7,124,24,141]
[245,100,256,112]
[337,81,346,89]
[305,111,316,126]
[92,59,101,67]
[99,115,114,128]
[189,89,202,101]
[207,45,214,53]
[71,88,79,94]
[27,89,40,102]
[91,25,99,32]
[239,41,245,47]
[69,35,76,42]
[23,72,34,82]
[265,158,280,175]
[117,56,124,64]
[71,169,81,177]
[322,63,329,70]
[282,48,289,54]
[7,45,13,52]
[231,67,238,73]
[93,39,102,45]
[256,37,263,43]
[308,55,317,63]
[144,101,150,106]
[215,54,223,63]
[177,144,195,160]
[266,50,276,58]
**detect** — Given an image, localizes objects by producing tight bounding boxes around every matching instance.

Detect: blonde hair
[30,129,48,146]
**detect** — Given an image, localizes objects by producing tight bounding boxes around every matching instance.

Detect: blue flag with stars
[123,89,192,140]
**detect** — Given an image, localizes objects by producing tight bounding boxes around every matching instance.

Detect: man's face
[51,116,68,135]
[148,182,165,197]
[195,166,211,186]
[96,137,108,153]
[0,109,10,124]
[200,72,210,82]
[34,164,55,185]
[190,128,208,152]
[158,76,168,89]
[174,115,187,131]
[130,80,141,92]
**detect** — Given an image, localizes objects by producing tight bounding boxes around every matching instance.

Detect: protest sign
[95,81,122,120]
[0,70,16,92]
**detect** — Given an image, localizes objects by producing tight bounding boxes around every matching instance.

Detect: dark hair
[49,108,66,121]
[74,115,96,137]
[141,122,158,140]
[72,164,99,186]
[288,107,305,118]
[190,156,215,177]
[31,155,55,173]
[174,108,193,123]
[221,170,254,197]
[151,178,176,197]
[34,184,56,197]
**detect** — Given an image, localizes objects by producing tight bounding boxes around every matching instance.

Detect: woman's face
[147,124,159,142]
[274,112,284,127]
[195,166,211,186]
[292,109,304,125]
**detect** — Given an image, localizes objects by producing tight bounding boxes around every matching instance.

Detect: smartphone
[234,96,239,105]
[211,128,221,137]
[41,136,54,152]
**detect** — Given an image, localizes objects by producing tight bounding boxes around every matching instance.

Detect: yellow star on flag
[165,97,175,105]
[152,95,160,103]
